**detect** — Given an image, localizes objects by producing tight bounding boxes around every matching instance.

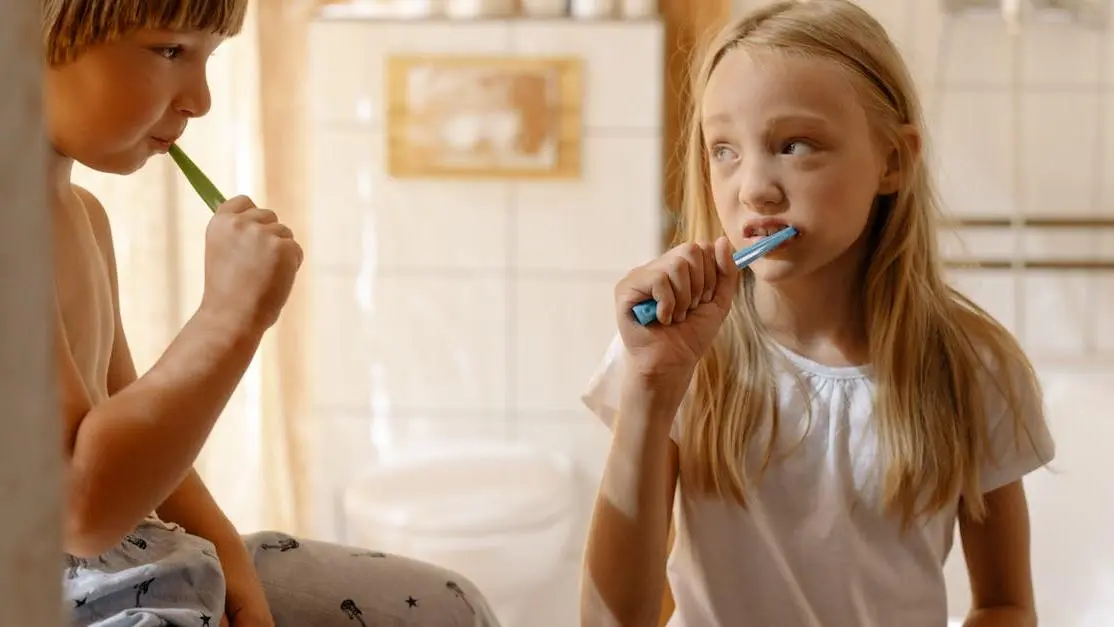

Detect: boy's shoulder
[70,184,115,252]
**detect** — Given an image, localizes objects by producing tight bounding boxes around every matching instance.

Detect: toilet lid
[345,446,575,536]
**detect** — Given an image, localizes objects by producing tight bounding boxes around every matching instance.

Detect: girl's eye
[782,140,814,156]
[710,145,737,162]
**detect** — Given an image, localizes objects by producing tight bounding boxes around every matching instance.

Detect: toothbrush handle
[631,299,659,326]
[628,227,797,327]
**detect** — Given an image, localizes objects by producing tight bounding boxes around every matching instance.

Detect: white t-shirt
[582,333,1054,627]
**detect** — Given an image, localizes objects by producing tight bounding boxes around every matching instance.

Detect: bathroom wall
[0,0,64,620]
[304,15,663,626]
[736,0,1114,624]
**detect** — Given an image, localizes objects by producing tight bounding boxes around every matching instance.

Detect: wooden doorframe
[660,0,733,249]
[656,3,732,625]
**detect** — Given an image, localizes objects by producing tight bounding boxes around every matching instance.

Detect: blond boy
[45,1,499,625]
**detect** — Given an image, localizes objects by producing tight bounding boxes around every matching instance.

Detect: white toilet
[342,442,578,626]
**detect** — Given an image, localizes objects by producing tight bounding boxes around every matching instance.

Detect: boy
[44,1,500,625]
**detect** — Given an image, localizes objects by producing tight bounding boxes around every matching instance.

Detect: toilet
[342,442,578,626]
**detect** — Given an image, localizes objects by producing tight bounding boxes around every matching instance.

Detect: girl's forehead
[702,49,866,129]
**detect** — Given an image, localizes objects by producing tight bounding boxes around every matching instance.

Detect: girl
[581,1,1054,626]
[44,0,500,625]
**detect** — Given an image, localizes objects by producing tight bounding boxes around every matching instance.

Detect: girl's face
[701,48,896,287]
[45,28,225,175]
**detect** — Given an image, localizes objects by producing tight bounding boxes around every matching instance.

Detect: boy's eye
[152,46,184,60]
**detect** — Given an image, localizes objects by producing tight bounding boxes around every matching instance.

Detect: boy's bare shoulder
[72,185,110,236]
[71,184,117,263]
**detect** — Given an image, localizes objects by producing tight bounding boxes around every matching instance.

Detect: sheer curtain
[71,0,315,535]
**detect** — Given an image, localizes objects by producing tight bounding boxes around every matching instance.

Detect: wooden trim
[949,216,1114,228]
[946,260,1114,271]
[660,0,732,248]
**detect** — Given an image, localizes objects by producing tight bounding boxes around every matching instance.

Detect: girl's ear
[878,124,921,195]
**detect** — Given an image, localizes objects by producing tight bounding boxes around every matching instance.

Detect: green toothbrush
[168,144,226,213]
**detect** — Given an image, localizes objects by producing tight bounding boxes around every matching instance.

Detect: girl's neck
[754,247,870,368]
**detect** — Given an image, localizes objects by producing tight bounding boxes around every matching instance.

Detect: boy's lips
[149,136,175,152]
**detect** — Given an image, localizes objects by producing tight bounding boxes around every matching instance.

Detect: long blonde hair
[43,0,247,65]
[679,0,1041,524]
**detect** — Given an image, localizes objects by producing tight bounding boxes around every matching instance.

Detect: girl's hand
[615,237,740,389]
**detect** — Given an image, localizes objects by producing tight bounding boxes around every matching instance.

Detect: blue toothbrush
[631,226,798,326]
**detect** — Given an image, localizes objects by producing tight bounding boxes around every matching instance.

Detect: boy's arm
[64,187,263,557]
[88,189,267,612]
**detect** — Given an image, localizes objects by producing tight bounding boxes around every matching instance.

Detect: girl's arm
[581,379,681,627]
[958,480,1037,627]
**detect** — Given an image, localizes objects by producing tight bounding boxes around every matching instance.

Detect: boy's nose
[176,77,212,118]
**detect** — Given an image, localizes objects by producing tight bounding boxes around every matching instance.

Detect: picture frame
[384,54,583,179]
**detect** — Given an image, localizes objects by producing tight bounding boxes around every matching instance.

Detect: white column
[0,0,64,623]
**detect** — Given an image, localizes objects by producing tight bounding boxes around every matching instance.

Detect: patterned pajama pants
[64,519,501,626]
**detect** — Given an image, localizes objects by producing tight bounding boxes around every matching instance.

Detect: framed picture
[385,55,583,179]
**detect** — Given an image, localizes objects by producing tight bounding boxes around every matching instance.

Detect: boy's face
[45,29,226,175]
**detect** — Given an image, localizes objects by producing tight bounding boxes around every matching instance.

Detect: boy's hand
[201,196,303,335]
[222,566,275,627]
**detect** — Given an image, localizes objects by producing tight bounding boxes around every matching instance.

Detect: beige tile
[1106,15,1114,86]
[513,279,620,412]
[911,3,1013,90]
[310,271,374,410]
[1102,92,1114,218]
[365,274,509,412]
[1020,20,1102,87]
[307,22,378,125]
[308,128,512,272]
[1020,93,1100,216]
[1020,271,1093,356]
[514,134,663,273]
[939,226,1018,261]
[1095,273,1114,353]
[1094,231,1114,352]
[930,91,1018,217]
[509,21,663,130]
[308,21,513,126]
[1022,229,1101,261]
[307,128,380,269]
[947,269,1018,332]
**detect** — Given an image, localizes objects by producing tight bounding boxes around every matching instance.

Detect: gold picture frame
[385,55,583,179]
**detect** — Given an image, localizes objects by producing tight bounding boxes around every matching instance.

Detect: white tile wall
[306,17,663,626]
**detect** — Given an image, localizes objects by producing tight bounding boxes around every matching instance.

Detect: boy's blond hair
[43,0,248,65]
[677,0,1045,526]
